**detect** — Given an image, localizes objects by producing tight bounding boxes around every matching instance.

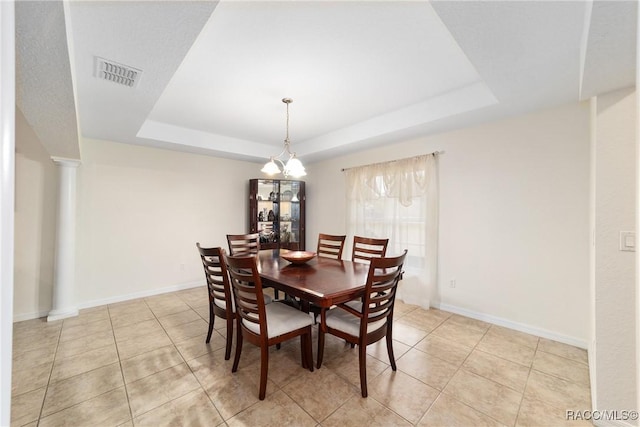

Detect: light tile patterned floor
[11,287,592,426]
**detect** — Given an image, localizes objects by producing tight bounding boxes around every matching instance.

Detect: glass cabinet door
[255,180,279,247]
[249,179,305,250]
[278,180,302,250]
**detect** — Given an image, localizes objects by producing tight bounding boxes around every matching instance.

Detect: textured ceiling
[15,1,638,164]
[16,1,79,159]
[580,0,638,99]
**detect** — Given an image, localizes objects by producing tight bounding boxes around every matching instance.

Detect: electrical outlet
[449,279,456,288]
[180,263,185,271]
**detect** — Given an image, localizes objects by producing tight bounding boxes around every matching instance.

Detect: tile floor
[11,287,592,426]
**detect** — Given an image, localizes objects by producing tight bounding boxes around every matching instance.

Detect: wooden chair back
[224,252,314,400]
[351,236,389,263]
[196,243,235,359]
[315,249,407,397]
[224,254,267,338]
[227,233,260,256]
[196,244,233,315]
[360,250,408,335]
[317,233,346,260]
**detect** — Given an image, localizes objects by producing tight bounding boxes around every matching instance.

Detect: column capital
[51,157,81,167]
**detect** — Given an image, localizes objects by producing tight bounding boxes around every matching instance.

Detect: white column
[48,157,80,321]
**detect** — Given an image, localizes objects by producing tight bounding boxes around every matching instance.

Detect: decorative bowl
[281,251,316,265]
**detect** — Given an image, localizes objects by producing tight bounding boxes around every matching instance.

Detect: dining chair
[227,232,286,300]
[224,253,314,400]
[316,249,407,397]
[226,233,260,255]
[196,244,235,360]
[351,236,389,263]
[307,233,348,321]
[317,233,346,260]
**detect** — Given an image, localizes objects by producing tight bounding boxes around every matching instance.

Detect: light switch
[620,231,635,252]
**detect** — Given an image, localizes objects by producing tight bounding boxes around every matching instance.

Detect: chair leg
[258,345,269,400]
[386,330,397,371]
[232,327,243,373]
[206,302,214,343]
[316,328,325,369]
[224,316,234,360]
[300,335,308,369]
[358,342,368,398]
[305,330,314,372]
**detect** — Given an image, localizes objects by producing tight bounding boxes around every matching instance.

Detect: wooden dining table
[256,249,370,309]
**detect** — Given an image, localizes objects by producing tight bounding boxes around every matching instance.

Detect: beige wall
[14,108,57,319]
[14,101,592,347]
[74,138,259,307]
[12,90,637,419]
[307,101,591,345]
[13,129,260,318]
[592,87,637,415]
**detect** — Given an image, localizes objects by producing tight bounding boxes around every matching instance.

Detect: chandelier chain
[283,98,291,144]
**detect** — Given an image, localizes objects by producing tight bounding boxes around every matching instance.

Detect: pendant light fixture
[261,98,306,178]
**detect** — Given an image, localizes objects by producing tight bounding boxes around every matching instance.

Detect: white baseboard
[77,280,205,310]
[432,302,588,349]
[13,280,206,322]
[13,310,50,322]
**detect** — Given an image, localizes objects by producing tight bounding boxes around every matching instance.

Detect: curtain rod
[340,151,444,172]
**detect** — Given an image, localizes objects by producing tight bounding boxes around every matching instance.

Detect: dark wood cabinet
[249,179,305,250]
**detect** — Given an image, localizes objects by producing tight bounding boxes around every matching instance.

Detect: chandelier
[261,98,306,178]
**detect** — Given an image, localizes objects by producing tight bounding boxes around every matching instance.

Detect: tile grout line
[22,310,124,424]
[426,322,514,427]
[400,314,445,419]
[387,310,451,425]
[34,319,64,426]
[116,299,203,417]
[535,347,590,366]
[368,309,451,425]
[13,300,591,427]
[169,293,227,424]
[107,303,136,426]
[512,338,540,427]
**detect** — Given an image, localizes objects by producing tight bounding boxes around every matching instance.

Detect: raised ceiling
[16,1,638,163]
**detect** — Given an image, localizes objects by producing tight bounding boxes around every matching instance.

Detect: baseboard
[13,280,205,322]
[432,302,588,349]
[77,280,205,310]
[13,310,50,322]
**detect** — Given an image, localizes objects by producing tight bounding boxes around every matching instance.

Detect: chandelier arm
[272,157,287,170]
[273,144,289,160]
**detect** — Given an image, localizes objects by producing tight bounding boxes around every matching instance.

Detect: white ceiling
[15,0,637,164]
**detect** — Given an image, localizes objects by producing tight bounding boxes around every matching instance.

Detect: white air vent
[95,57,142,88]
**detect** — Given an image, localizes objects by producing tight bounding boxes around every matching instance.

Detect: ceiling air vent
[95,57,142,88]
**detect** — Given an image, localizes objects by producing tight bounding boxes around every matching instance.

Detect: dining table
[256,249,370,310]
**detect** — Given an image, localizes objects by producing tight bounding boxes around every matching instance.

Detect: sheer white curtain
[345,153,439,308]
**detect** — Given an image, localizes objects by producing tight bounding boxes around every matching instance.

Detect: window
[345,154,439,308]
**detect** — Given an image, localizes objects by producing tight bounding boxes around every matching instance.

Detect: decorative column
[48,157,80,321]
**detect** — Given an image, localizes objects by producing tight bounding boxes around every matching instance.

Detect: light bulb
[261,159,281,175]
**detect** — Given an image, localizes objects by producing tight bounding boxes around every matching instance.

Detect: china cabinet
[249,179,305,250]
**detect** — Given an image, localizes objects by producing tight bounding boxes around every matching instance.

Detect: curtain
[345,153,439,309]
